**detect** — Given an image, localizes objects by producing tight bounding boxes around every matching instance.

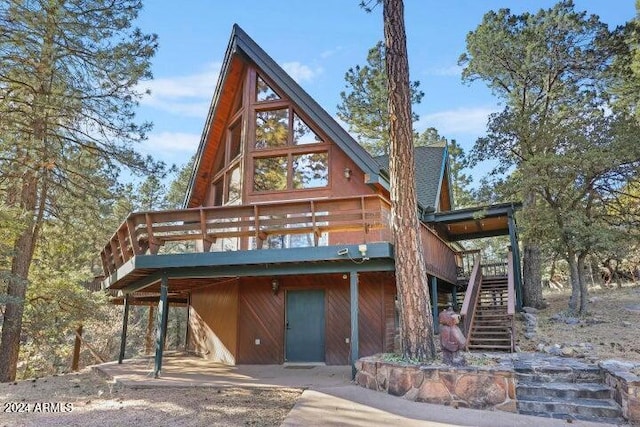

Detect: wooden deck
[100,194,459,286]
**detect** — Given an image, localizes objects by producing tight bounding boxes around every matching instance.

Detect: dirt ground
[517,282,640,362]
[2,283,639,426]
[0,371,301,427]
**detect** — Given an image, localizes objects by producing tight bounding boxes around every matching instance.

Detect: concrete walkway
[94,356,615,427]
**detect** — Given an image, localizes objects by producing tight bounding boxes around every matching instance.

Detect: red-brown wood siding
[236,277,284,364]
[188,280,239,363]
[325,276,351,365]
[190,273,396,365]
[383,280,398,353]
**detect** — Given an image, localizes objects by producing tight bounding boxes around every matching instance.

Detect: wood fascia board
[183,27,241,208]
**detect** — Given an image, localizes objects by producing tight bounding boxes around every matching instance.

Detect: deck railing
[101,195,394,275]
[101,194,462,284]
[460,255,482,342]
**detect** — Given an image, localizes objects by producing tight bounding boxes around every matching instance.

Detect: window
[256,76,280,102]
[255,109,289,149]
[292,152,328,189]
[250,71,329,193]
[293,113,323,145]
[229,120,242,161]
[227,166,242,204]
[213,179,224,206]
[253,156,287,191]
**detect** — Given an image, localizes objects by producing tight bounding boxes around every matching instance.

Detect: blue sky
[133,1,636,181]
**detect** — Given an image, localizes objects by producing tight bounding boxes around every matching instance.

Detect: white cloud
[138,60,322,117]
[418,107,497,135]
[138,62,221,118]
[141,132,201,155]
[320,46,344,59]
[282,61,322,83]
[426,65,463,77]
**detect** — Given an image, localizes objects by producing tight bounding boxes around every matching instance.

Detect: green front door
[285,289,325,362]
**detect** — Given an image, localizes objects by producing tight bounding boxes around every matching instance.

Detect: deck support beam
[507,212,523,311]
[118,295,130,364]
[349,271,359,380]
[154,273,169,378]
[430,276,439,334]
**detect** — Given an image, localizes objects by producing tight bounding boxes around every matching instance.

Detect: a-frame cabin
[100,25,522,376]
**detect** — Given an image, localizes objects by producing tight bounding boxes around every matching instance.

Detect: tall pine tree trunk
[0,175,39,382]
[0,10,55,381]
[383,0,435,361]
[522,191,544,308]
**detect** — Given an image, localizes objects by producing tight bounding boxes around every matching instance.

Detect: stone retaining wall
[601,360,640,423]
[355,356,517,412]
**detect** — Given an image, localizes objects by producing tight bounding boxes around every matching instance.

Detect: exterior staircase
[466,276,513,351]
[515,357,624,424]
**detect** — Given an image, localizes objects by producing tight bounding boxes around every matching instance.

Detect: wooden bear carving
[439,307,467,366]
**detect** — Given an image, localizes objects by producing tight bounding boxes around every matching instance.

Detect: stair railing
[507,250,516,352]
[460,255,482,350]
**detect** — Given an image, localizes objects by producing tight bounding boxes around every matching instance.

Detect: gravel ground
[0,369,301,427]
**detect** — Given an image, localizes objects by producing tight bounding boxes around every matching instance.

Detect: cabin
[100,25,522,377]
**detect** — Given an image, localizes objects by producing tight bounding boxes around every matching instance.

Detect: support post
[349,271,359,380]
[430,276,439,334]
[508,212,523,310]
[154,273,169,378]
[118,295,130,364]
[71,324,83,371]
[451,287,458,311]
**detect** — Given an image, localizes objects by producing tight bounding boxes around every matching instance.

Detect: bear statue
[439,307,467,366]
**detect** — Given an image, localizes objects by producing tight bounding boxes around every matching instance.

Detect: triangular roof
[374,143,452,212]
[184,24,387,208]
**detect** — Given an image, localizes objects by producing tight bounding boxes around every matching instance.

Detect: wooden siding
[325,276,351,365]
[188,280,239,363]
[237,277,284,364]
[231,273,395,365]
[383,280,398,353]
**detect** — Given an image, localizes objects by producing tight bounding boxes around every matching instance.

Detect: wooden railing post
[199,208,213,252]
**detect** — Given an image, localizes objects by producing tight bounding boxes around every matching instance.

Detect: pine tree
[0,0,158,381]
[338,41,423,156]
[381,0,436,360]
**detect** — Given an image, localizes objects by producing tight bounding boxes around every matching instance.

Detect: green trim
[153,274,169,378]
[349,271,359,379]
[118,295,130,364]
[117,243,395,294]
[423,202,522,224]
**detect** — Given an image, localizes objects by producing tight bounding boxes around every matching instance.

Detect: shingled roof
[374,143,450,212]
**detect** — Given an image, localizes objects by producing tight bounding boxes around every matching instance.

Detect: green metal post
[430,276,439,334]
[118,294,130,364]
[154,274,169,378]
[349,271,359,380]
[508,212,523,310]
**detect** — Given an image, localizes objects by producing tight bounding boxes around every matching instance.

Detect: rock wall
[355,356,517,411]
[601,360,640,423]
